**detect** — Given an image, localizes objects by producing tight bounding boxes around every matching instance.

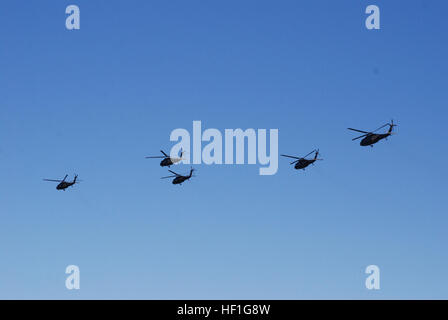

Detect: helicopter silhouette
[43,174,80,191]
[161,168,196,185]
[348,120,397,147]
[281,149,323,170]
[145,149,185,167]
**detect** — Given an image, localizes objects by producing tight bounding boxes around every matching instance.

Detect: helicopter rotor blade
[43,179,63,183]
[145,156,165,159]
[290,160,300,165]
[160,150,169,157]
[347,128,370,134]
[372,123,389,133]
[281,154,301,160]
[161,175,177,179]
[352,134,368,141]
[302,149,317,159]
[168,169,181,176]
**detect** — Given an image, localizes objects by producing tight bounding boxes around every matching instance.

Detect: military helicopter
[348,120,397,147]
[161,168,195,185]
[43,174,80,191]
[281,149,323,170]
[145,149,185,167]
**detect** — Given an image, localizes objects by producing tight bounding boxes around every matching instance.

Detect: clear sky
[0,0,447,299]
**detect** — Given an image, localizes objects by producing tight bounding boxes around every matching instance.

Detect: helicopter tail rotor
[179,148,190,160]
[388,119,398,133]
[312,149,324,163]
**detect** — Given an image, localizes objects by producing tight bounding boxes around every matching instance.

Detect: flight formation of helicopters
[43,120,397,189]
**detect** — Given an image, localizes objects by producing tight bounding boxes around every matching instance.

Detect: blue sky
[0,0,447,299]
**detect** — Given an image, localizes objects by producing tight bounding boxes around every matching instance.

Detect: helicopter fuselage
[294,159,315,170]
[56,182,74,190]
[172,176,190,184]
[160,158,174,167]
[360,133,390,146]
[160,157,183,167]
